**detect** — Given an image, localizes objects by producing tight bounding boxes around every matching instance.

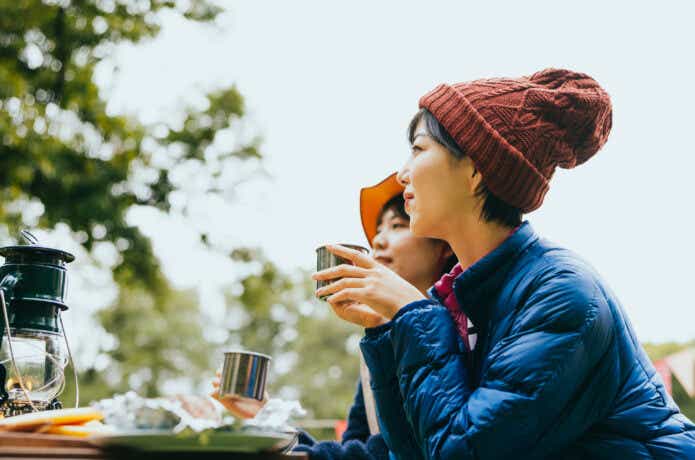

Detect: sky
[95,0,694,343]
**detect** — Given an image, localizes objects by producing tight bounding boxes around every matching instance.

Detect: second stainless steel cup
[315,244,369,300]
[218,350,271,401]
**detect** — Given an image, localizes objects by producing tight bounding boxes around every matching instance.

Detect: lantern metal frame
[0,233,79,416]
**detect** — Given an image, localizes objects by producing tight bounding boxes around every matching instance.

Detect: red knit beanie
[418,68,612,212]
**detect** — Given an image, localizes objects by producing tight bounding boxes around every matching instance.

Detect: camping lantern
[0,231,78,416]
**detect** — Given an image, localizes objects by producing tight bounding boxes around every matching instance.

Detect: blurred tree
[642,340,695,420]
[0,0,359,427]
[643,340,695,361]
[0,0,260,399]
[0,0,258,292]
[62,284,213,405]
[643,340,695,420]
[0,0,358,428]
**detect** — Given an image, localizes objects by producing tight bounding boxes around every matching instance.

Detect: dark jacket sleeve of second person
[294,431,390,460]
[341,380,370,443]
[292,376,388,460]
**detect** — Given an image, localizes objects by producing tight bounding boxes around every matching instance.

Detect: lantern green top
[0,245,75,266]
[0,244,75,333]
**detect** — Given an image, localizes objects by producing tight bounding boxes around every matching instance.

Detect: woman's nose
[397,160,411,186]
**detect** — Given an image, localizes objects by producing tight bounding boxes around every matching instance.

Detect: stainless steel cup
[218,350,271,401]
[315,244,369,300]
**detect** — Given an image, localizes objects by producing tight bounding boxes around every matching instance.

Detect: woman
[214,173,455,459]
[314,69,695,459]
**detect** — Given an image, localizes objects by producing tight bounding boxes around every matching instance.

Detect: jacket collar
[453,221,538,327]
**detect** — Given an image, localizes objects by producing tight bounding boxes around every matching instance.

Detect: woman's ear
[458,157,482,196]
[470,168,483,194]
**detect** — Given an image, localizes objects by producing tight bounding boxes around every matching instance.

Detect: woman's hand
[327,300,390,329]
[210,372,267,419]
[312,244,425,326]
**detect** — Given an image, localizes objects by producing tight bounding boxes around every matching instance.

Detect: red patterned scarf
[433,263,474,350]
[432,227,520,352]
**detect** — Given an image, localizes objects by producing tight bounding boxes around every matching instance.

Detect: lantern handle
[0,289,39,413]
[20,230,39,246]
[58,313,79,408]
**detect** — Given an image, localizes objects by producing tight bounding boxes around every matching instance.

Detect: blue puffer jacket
[360,222,695,460]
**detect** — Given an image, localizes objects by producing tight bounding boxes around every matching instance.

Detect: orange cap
[359,173,404,247]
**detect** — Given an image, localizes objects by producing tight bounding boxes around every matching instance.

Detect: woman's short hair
[408,108,523,229]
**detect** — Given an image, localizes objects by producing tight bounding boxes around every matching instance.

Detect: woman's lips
[403,192,414,214]
[404,198,414,214]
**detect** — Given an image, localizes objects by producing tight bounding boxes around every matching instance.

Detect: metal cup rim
[222,349,272,361]
[315,243,369,253]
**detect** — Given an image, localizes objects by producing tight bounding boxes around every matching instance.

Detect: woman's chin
[409,215,433,238]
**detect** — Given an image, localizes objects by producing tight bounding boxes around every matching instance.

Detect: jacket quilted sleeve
[372,268,616,460]
[360,323,424,460]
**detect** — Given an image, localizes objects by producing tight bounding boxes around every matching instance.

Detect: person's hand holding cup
[314,243,397,328]
[211,371,267,419]
[210,351,271,419]
[315,244,370,300]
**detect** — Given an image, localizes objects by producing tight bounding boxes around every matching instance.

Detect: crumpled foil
[93,392,305,434]
[94,392,223,433]
[243,398,306,433]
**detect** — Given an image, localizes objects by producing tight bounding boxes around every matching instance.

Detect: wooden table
[0,433,308,460]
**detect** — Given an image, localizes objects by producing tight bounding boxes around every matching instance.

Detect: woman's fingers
[326,244,376,269]
[315,276,365,298]
[327,287,366,306]
[329,301,387,328]
[313,263,369,281]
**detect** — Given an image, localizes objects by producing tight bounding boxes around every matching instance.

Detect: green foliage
[100,285,213,396]
[672,376,695,422]
[643,341,695,421]
[62,284,213,405]
[642,340,695,361]
[280,293,361,420]
[0,0,248,291]
[0,0,359,430]
[0,0,259,403]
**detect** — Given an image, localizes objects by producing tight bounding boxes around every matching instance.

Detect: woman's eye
[411,145,423,156]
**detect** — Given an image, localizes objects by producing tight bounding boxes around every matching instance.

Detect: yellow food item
[45,420,114,437]
[0,407,103,432]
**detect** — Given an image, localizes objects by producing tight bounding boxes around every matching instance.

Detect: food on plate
[44,420,115,437]
[0,407,103,432]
